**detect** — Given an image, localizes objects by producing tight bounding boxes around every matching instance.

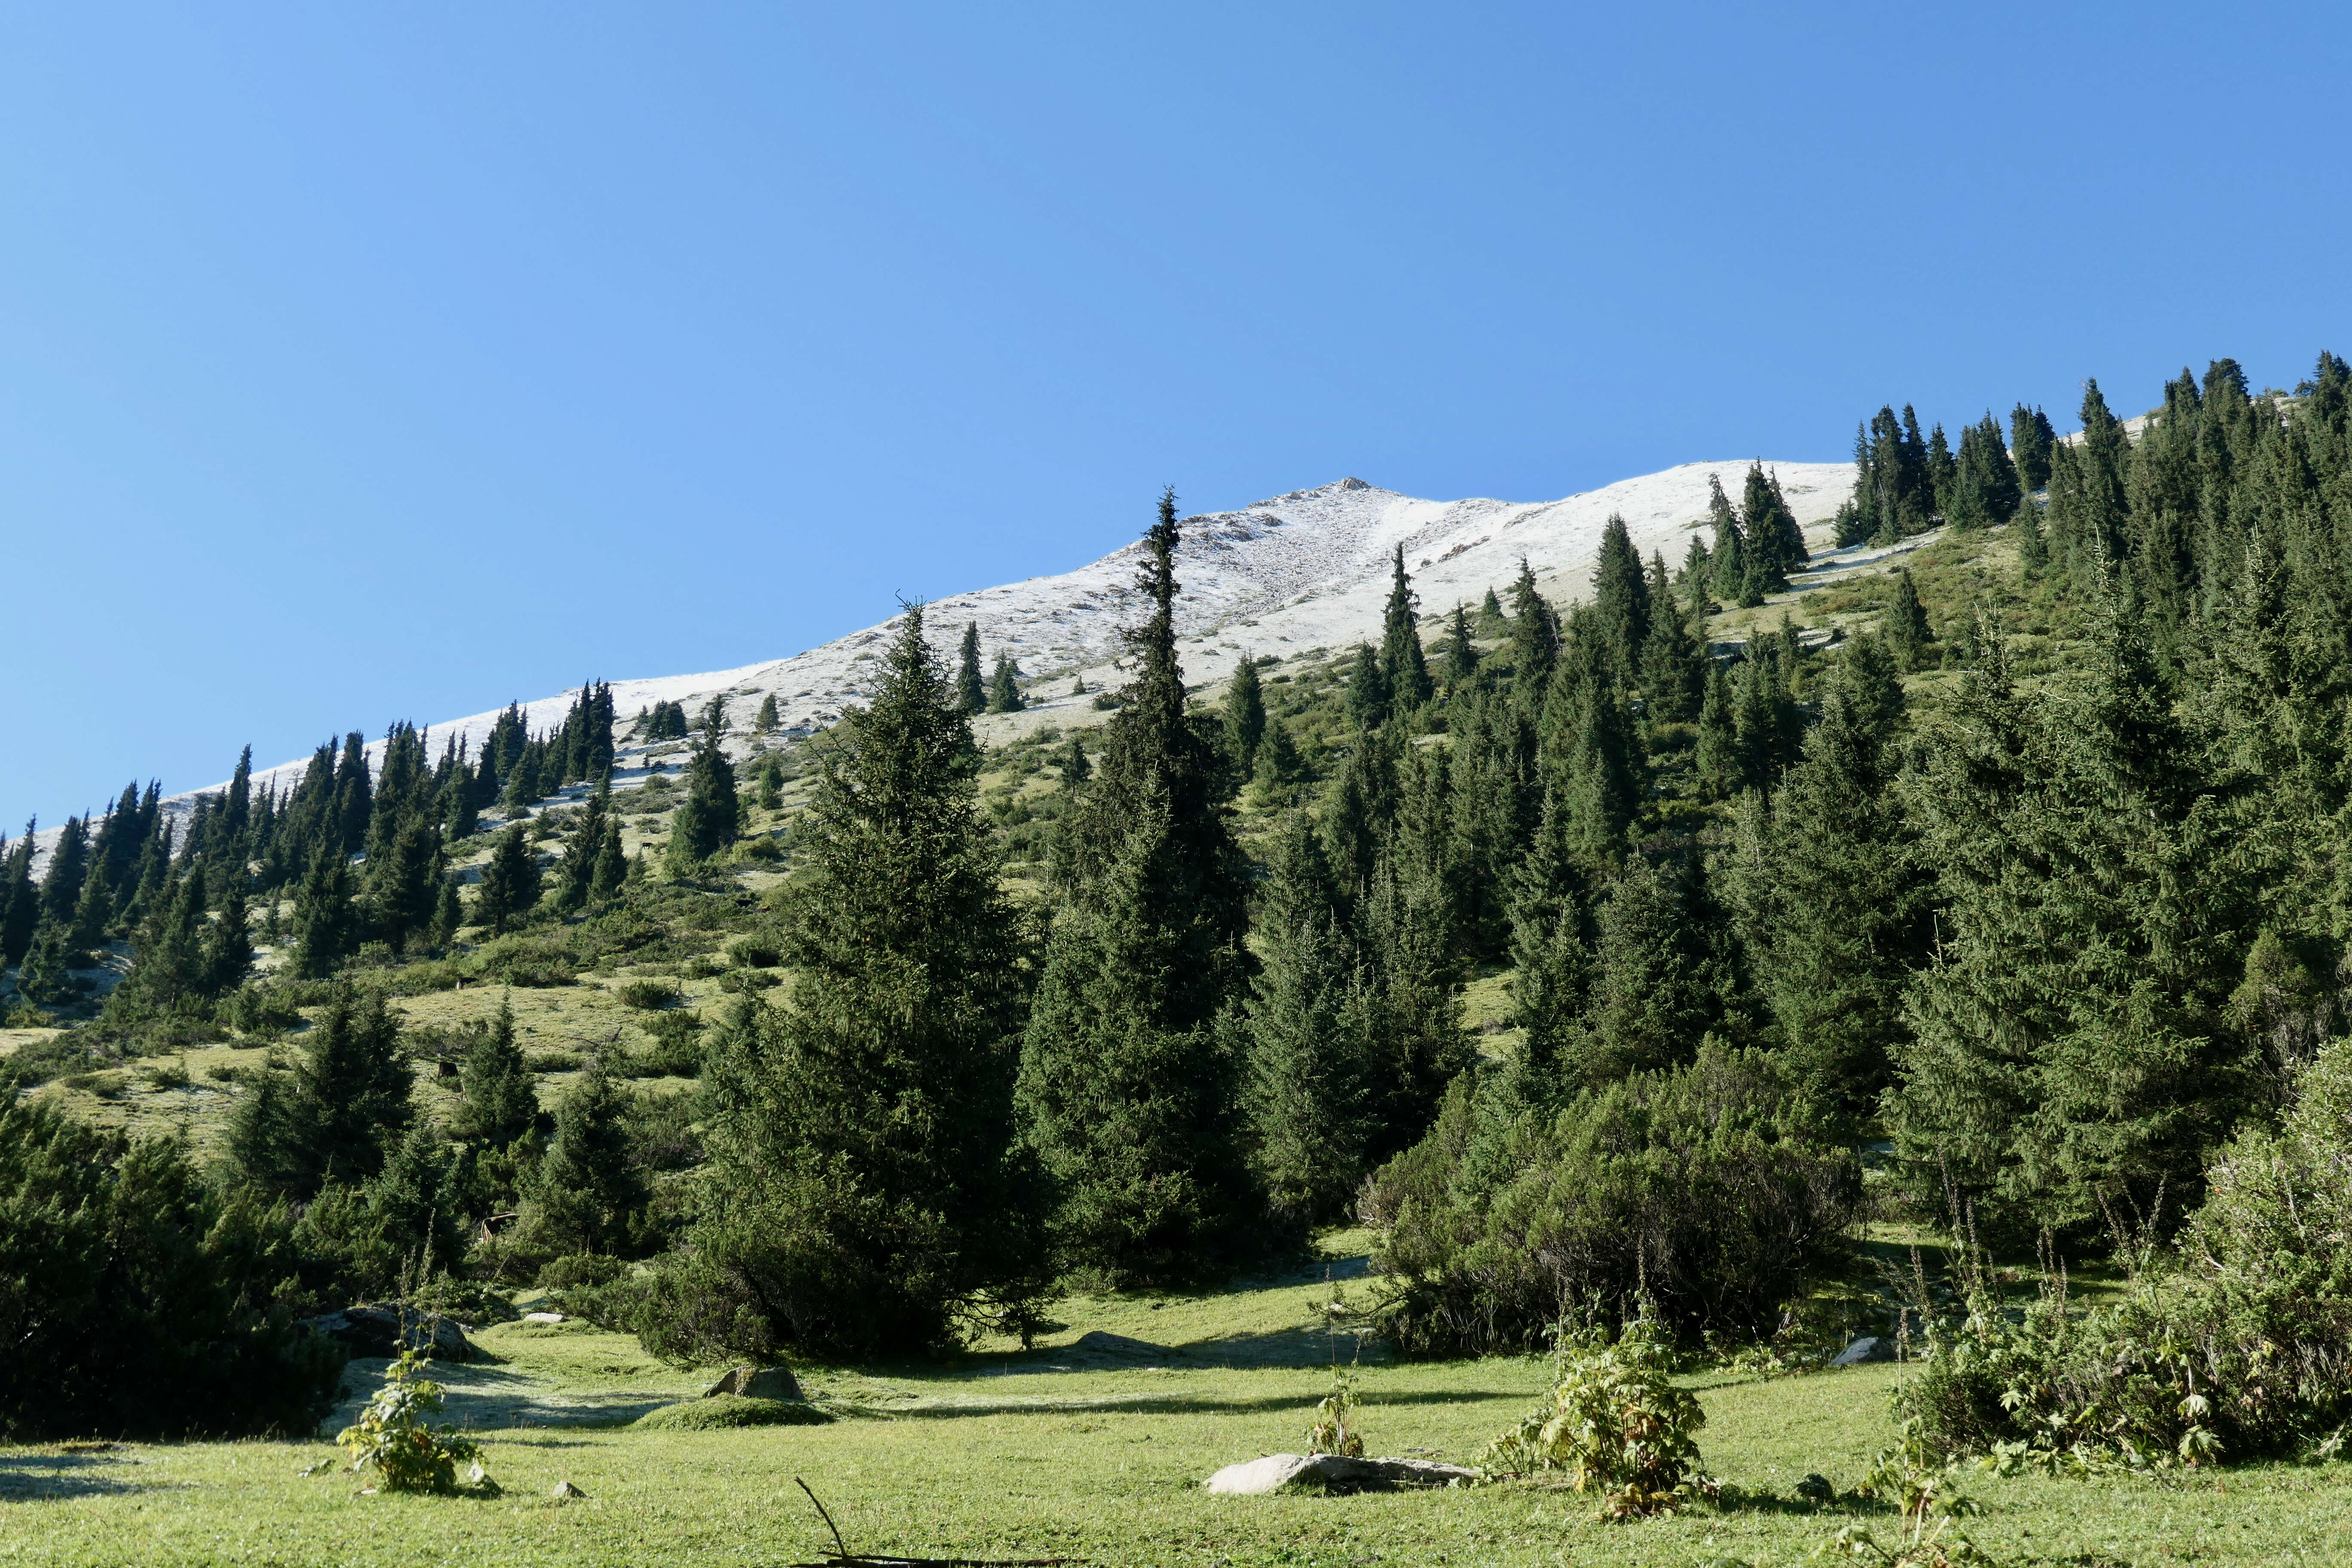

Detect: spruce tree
[1438,603,1482,694]
[1740,462,1808,591]
[1252,718,1304,799]
[2009,402,2056,492]
[1474,586,1508,640]
[528,1060,645,1256]
[754,694,780,734]
[591,818,627,903]
[16,918,79,1010]
[202,882,252,997]
[556,785,609,912]
[756,753,785,811]
[290,846,356,979]
[1884,568,1934,671]
[1638,598,1708,724]
[1506,791,1593,1105]
[37,817,89,929]
[1505,559,1559,680]
[1571,849,1741,1088]
[67,858,113,954]
[1016,488,1257,1286]
[1243,819,1369,1228]
[956,622,987,716]
[476,822,542,934]
[1223,655,1267,776]
[1726,632,1923,1125]
[1694,664,1741,801]
[1344,642,1389,732]
[429,874,463,948]
[1380,546,1433,712]
[665,729,740,873]
[230,985,413,1197]
[680,603,1044,1353]
[987,652,1026,714]
[450,994,537,1147]
[1591,513,1650,679]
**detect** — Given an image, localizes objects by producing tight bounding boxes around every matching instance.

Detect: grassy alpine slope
[6,1240,2347,1567]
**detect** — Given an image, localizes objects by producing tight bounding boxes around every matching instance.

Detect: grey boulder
[1830,1335,1895,1366]
[703,1365,804,1402]
[305,1304,476,1362]
[1204,1454,1478,1495]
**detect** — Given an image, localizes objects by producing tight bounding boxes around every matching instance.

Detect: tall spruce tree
[1438,603,1482,694]
[1344,643,1390,732]
[1591,513,1651,679]
[528,1060,646,1257]
[987,652,1026,714]
[955,622,987,716]
[1243,818,1370,1230]
[476,822,542,934]
[670,603,1046,1354]
[1016,489,1258,1286]
[450,995,537,1147]
[1224,655,1267,776]
[1505,559,1559,682]
[1381,546,1433,712]
[665,728,740,872]
[1884,569,1934,671]
[228,985,412,1198]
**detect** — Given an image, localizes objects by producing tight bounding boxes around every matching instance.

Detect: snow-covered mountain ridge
[199,457,1857,815]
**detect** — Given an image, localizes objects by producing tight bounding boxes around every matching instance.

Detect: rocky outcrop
[303,1304,476,1362]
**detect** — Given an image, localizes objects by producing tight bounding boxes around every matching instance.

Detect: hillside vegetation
[7,354,2352,1560]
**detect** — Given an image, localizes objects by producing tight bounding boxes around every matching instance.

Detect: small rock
[1204,1454,1479,1495]
[1830,1335,1894,1367]
[702,1365,804,1402]
[551,1479,588,1499]
[522,1311,567,1326]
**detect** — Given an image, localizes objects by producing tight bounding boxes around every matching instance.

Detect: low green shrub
[616,978,679,1010]
[0,1030,90,1089]
[631,1395,831,1431]
[1479,1316,1708,1519]
[1365,1047,1856,1355]
[726,938,782,970]
[224,984,305,1036]
[538,1254,629,1291]
[526,1050,582,1073]
[60,1070,127,1097]
[0,1102,347,1439]
[1899,1036,2352,1469]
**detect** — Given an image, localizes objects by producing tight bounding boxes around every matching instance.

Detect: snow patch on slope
[172,459,1856,824]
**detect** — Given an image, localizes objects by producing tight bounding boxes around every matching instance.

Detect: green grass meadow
[5,1244,2347,1568]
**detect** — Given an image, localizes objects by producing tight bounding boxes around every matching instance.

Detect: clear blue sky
[4,3,2347,825]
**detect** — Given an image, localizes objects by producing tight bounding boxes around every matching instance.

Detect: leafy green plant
[335,1350,494,1495]
[1305,1363,1364,1457]
[1479,1316,1707,1519]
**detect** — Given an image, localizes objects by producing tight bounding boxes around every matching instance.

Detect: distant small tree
[956,622,987,716]
[1224,656,1267,775]
[527,1060,646,1256]
[753,694,780,734]
[451,993,537,1148]
[1884,569,1934,671]
[476,823,542,933]
[666,729,741,872]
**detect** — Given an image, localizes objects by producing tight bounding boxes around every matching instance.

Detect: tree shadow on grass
[867,1388,1529,1422]
[0,1452,156,1502]
[331,1357,677,1432]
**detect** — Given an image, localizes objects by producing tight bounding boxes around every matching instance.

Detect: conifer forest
[9,355,2352,1562]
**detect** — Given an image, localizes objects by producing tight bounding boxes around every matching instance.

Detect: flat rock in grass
[1204,1454,1478,1495]
[1074,1331,1170,1359]
[522,1311,567,1326]
[1831,1335,1894,1366]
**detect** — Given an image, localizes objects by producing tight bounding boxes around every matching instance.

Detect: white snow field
[171,458,1856,824]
